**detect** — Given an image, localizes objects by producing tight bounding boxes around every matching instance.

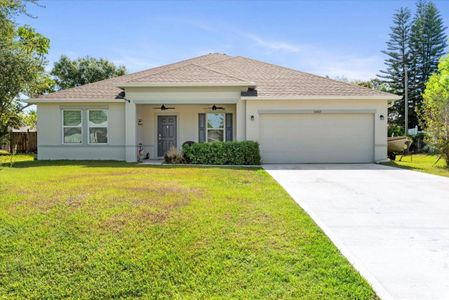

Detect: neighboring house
[29,53,399,163]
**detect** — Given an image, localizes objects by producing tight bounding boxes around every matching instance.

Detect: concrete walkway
[264,164,449,300]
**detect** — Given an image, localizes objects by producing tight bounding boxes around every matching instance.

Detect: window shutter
[198,113,206,142]
[225,113,233,141]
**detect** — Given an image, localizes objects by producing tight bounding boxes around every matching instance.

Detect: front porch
[125,103,245,162]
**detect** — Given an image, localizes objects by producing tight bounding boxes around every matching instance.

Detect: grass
[0,156,376,299]
[384,154,449,178]
[0,151,35,165]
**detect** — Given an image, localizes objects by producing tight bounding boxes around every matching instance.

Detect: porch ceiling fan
[153,105,175,111]
[203,105,225,111]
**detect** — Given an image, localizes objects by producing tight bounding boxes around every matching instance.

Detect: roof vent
[241,87,257,97]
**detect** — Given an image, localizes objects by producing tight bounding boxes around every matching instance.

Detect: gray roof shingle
[36,53,395,100]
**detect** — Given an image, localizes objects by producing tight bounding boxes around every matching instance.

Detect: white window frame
[206,113,225,143]
[87,109,109,144]
[62,109,83,144]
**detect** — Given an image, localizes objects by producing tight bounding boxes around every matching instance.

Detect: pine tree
[378,7,412,133]
[409,0,447,129]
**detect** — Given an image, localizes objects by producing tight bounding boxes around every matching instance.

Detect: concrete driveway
[264,164,449,300]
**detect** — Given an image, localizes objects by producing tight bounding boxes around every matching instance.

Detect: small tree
[420,54,449,166]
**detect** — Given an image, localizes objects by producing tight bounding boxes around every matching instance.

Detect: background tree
[378,7,412,134]
[51,55,127,90]
[21,110,36,128]
[0,0,54,143]
[352,78,392,92]
[379,1,447,133]
[420,54,449,166]
[409,0,447,130]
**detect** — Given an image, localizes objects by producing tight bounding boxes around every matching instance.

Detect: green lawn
[0,156,376,299]
[384,154,449,178]
[0,151,35,165]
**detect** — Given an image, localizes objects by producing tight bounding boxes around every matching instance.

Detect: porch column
[236,99,246,141]
[125,100,137,162]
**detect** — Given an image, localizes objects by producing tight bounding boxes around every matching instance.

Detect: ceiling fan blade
[152,105,176,110]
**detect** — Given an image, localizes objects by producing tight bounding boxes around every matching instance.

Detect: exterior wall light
[379,115,385,121]
[250,115,255,121]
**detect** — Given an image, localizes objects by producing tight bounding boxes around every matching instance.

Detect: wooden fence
[8,132,37,153]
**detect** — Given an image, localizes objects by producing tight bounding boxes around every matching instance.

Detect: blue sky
[18,0,449,80]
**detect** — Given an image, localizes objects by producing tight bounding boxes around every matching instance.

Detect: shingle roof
[128,63,252,84]
[36,53,395,100]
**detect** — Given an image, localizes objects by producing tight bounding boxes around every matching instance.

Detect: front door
[157,115,177,157]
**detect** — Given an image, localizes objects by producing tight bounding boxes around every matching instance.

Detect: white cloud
[290,45,383,80]
[241,33,302,53]
[234,33,381,80]
[111,55,156,72]
[78,16,383,81]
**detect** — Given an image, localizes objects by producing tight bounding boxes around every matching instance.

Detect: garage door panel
[259,113,374,163]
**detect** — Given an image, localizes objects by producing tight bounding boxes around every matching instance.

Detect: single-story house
[29,53,400,163]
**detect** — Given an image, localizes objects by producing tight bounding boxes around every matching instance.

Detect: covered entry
[259,112,374,163]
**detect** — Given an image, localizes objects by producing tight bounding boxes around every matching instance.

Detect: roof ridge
[203,55,235,67]
[197,64,252,83]
[125,53,230,83]
[127,62,252,83]
[203,55,235,66]
[233,55,392,96]
[202,56,257,83]
[131,63,203,80]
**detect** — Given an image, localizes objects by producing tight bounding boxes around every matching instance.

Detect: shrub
[182,141,261,165]
[164,147,184,164]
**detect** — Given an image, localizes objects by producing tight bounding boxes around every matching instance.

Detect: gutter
[241,95,402,101]
[117,82,256,88]
[26,98,126,104]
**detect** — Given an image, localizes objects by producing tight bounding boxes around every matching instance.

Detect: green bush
[182,141,261,165]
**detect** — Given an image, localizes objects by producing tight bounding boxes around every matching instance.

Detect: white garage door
[259,113,374,163]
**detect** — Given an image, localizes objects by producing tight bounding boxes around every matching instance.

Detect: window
[62,110,82,144]
[206,113,225,142]
[88,109,108,144]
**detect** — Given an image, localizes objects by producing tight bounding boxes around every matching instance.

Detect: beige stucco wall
[245,99,389,162]
[136,104,236,159]
[36,102,126,160]
[126,86,242,104]
[36,88,390,163]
